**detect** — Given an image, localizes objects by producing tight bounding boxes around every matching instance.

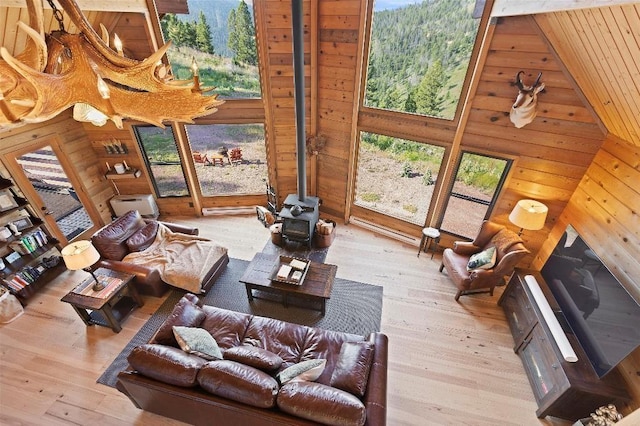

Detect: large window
[185,124,268,196]
[439,152,511,238]
[160,0,261,99]
[364,0,480,119]
[354,132,445,225]
[134,126,190,197]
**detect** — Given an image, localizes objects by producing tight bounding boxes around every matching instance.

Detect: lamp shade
[61,240,101,270]
[509,199,548,231]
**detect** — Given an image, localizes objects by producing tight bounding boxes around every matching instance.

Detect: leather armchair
[91,210,199,297]
[439,220,529,301]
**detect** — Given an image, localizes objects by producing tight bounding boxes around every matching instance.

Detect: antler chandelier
[0,0,223,129]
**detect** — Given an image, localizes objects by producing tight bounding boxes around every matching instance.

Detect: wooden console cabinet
[498,270,630,420]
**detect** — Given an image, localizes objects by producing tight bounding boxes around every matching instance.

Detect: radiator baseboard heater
[110,194,159,219]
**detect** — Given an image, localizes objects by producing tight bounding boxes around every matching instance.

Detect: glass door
[3,143,96,244]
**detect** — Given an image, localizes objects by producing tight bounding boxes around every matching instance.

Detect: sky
[374,0,422,11]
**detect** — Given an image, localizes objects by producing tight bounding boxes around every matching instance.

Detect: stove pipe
[292,0,306,202]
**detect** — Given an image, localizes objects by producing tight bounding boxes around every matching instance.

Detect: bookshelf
[0,177,65,305]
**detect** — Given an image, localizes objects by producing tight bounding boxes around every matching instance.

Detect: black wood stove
[280,194,320,248]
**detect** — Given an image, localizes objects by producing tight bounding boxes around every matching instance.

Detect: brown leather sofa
[439,220,529,300]
[91,210,228,296]
[116,294,388,426]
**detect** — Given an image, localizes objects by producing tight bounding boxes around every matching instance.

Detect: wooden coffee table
[240,253,337,315]
[61,268,143,333]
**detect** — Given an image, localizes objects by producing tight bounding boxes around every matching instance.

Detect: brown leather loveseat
[116,294,388,425]
[91,210,228,296]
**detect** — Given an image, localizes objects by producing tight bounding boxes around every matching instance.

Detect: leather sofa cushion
[152,294,205,347]
[126,221,159,252]
[128,344,207,387]
[200,306,253,349]
[277,381,366,426]
[92,210,146,260]
[242,315,313,366]
[330,341,374,397]
[197,360,279,408]
[223,345,283,371]
[243,314,360,384]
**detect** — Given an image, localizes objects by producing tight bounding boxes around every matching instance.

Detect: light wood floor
[0,215,569,425]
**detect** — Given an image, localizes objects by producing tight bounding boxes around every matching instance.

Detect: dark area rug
[261,239,329,263]
[97,257,383,388]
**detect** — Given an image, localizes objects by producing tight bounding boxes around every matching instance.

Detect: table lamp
[509,199,548,235]
[61,240,104,291]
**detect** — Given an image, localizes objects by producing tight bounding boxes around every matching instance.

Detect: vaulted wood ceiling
[535,6,640,145]
[2,1,640,147]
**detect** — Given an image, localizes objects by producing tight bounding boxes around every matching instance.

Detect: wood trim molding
[490,0,640,17]
[4,0,148,13]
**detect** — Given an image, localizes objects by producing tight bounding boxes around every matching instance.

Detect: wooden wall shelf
[105,169,142,180]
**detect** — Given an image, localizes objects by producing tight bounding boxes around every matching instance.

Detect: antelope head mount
[0,0,223,130]
[509,71,545,129]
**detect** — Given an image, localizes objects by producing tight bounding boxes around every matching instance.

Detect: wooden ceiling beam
[3,0,148,13]
[491,0,640,17]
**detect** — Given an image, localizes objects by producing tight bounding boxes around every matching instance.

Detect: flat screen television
[541,225,640,378]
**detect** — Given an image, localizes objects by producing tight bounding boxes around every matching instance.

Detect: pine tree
[404,90,417,113]
[227,9,238,55]
[163,14,188,47]
[184,21,197,49]
[228,0,257,66]
[415,60,446,116]
[195,11,214,54]
[160,14,175,43]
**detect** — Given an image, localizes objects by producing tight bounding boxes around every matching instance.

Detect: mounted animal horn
[509,71,545,129]
[0,0,224,129]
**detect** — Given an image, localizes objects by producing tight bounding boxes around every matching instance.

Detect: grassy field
[166,46,261,98]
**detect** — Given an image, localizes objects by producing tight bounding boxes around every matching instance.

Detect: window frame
[359,0,487,125]
[183,122,269,197]
[437,150,513,239]
[133,124,192,198]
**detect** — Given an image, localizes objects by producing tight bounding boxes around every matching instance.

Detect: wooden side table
[61,268,142,333]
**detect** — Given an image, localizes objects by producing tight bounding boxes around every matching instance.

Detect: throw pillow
[276,359,326,385]
[467,246,497,271]
[330,341,374,397]
[173,326,223,361]
[223,345,283,371]
[125,221,159,252]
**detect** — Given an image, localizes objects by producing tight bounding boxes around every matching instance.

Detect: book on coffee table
[270,256,310,285]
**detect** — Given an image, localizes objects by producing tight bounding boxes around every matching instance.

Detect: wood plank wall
[109,12,154,60]
[315,0,364,218]
[459,15,606,266]
[254,0,312,208]
[533,134,640,407]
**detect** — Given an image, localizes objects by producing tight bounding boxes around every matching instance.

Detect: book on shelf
[4,281,21,292]
[3,279,22,292]
[6,229,49,255]
[12,275,29,289]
